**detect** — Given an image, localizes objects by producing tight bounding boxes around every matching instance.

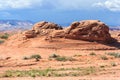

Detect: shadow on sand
[101,38,120,49]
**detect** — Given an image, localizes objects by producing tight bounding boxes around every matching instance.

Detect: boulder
[118,34,120,36]
[32,21,63,34]
[23,21,63,38]
[64,20,113,43]
[23,30,36,38]
[50,30,65,38]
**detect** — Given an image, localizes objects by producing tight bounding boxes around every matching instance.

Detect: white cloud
[42,0,102,10]
[0,0,113,11]
[93,0,120,11]
[53,0,87,10]
[0,0,43,10]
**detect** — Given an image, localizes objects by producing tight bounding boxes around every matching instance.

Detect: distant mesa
[0,20,33,31]
[23,20,113,43]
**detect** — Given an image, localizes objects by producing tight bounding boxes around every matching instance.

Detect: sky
[0,0,120,26]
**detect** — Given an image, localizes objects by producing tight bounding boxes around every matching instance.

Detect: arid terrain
[1,20,120,80]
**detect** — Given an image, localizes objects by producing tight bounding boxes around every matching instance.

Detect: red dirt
[0,30,120,80]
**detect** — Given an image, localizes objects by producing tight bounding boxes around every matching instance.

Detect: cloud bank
[43,0,102,10]
[1,0,120,11]
[0,0,43,10]
[0,0,103,10]
[93,0,120,11]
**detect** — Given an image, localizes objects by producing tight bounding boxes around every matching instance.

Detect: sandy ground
[0,30,120,80]
[1,76,120,80]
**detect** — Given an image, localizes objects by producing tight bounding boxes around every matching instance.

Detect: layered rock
[23,20,113,43]
[23,30,36,38]
[32,21,62,34]
[63,20,112,42]
[24,21,62,38]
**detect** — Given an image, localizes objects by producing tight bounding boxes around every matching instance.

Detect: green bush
[106,52,120,58]
[73,54,82,57]
[89,52,96,56]
[0,67,98,77]
[0,33,9,39]
[49,54,75,62]
[55,56,75,62]
[55,56,67,61]
[30,54,41,61]
[0,40,4,44]
[100,55,108,60]
[22,54,42,61]
[49,54,60,58]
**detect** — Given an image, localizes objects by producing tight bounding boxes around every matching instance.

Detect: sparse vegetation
[100,65,105,68]
[23,56,30,60]
[55,56,75,62]
[49,54,60,58]
[111,62,117,67]
[0,33,9,44]
[0,40,4,44]
[30,54,41,61]
[55,56,68,61]
[73,54,82,57]
[0,33,9,39]
[100,55,108,60]
[89,52,96,56]
[0,67,98,77]
[106,52,120,58]
[23,54,41,61]
[49,54,76,62]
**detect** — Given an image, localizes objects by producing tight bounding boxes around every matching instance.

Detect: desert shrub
[23,56,30,60]
[89,52,96,56]
[73,54,82,57]
[0,67,98,77]
[111,62,117,67]
[2,71,13,77]
[66,57,76,61]
[81,67,96,75]
[106,52,120,58]
[49,54,75,62]
[22,54,41,61]
[49,54,60,58]
[1,69,52,77]
[0,33,9,39]
[55,56,75,62]
[55,56,67,61]
[100,65,105,68]
[30,54,41,61]
[0,40,4,44]
[100,55,108,60]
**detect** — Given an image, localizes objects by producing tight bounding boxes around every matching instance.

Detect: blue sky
[0,0,120,26]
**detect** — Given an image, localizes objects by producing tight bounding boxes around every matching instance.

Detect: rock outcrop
[52,20,113,43]
[32,21,63,34]
[118,34,120,36]
[23,30,36,38]
[23,20,113,43]
[24,21,62,38]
